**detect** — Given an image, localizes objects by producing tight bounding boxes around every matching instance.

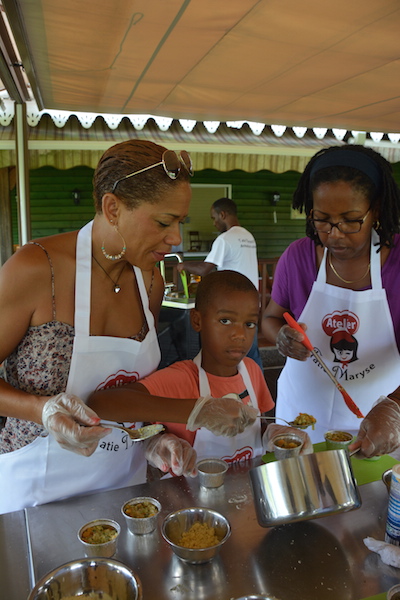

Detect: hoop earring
[101,225,127,261]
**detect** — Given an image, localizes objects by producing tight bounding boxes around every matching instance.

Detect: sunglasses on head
[111,149,193,193]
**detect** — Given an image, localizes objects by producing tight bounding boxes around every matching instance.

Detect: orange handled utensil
[283,312,364,419]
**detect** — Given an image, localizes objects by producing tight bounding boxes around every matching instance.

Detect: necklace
[328,252,370,284]
[92,254,125,293]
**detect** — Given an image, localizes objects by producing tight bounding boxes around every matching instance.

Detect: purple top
[271,233,400,350]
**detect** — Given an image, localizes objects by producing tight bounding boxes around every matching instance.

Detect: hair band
[309,149,382,189]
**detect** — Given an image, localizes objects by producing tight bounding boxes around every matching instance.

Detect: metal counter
[4,457,395,600]
[0,509,31,599]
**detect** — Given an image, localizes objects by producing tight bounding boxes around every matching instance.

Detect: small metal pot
[249,449,361,527]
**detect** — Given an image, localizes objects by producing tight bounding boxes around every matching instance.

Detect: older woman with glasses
[0,139,257,513]
[262,145,400,453]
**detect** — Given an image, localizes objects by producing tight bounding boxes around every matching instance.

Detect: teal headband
[309,149,382,190]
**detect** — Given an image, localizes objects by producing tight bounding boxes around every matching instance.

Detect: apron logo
[221,446,253,463]
[322,311,360,368]
[95,369,140,390]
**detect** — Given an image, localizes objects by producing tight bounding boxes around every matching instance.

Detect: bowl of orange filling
[77,519,120,558]
[271,433,304,460]
[121,497,161,535]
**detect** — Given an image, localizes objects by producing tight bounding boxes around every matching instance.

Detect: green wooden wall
[193,169,305,258]
[10,162,400,259]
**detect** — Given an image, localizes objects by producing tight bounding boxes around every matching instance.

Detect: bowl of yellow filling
[324,430,354,451]
[161,507,231,564]
[77,519,120,558]
[121,497,161,535]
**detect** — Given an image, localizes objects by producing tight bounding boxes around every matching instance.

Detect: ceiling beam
[1,0,41,106]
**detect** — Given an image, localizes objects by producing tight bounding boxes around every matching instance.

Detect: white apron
[276,230,400,443]
[0,221,160,514]
[192,351,263,463]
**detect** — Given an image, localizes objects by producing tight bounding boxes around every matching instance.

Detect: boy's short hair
[195,270,258,312]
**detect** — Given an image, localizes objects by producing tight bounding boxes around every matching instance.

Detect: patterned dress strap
[28,242,56,320]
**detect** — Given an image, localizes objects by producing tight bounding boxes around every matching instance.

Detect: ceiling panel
[2,0,400,132]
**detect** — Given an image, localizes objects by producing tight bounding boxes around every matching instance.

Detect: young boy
[89,270,311,477]
[139,270,274,466]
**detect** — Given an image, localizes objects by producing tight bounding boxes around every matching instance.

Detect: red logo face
[95,370,140,391]
[222,446,253,463]
[322,311,360,336]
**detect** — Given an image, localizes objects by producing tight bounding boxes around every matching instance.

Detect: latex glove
[42,393,111,456]
[348,396,400,458]
[145,433,197,477]
[187,395,258,437]
[262,423,313,455]
[276,323,310,361]
[364,537,400,568]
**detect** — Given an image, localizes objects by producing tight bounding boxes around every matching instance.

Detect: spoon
[257,415,311,430]
[101,422,164,441]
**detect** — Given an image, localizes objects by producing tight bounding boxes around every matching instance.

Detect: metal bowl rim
[324,430,353,443]
[77,518,121,547]
[28,557,142,599]
[121,496,162,520]
[161,506,231,550]
[271,432,304,451]
[196,458,229,473]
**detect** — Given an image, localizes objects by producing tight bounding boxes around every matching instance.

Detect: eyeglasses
[111,150,193,192]
[309,209,371,234]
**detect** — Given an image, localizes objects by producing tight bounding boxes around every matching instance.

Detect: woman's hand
[186,395,258,437]
[348,396,400,458]
[41,393,111,456]
[262,423,313,455]
[145,433,197,477]
[276,323,310,360]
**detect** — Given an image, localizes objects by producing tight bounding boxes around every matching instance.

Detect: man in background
[177,197,263,370]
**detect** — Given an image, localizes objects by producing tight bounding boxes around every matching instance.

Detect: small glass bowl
[78,518,120,558]
[121,497,161,535]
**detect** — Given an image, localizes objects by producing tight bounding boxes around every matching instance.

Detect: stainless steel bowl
[271,432,303,460]
[77,518,120,558]
[161,506,231,564]
[324,430,354,451]
[27,557,142,600]
[197,458,228,488]
[121,496,161,534]
[250,449,361,527]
